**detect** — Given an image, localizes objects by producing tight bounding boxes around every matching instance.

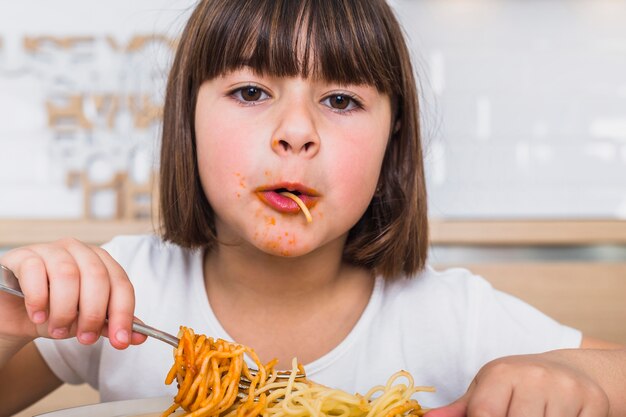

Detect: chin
[257,241,313,258]
[250,230,315,258]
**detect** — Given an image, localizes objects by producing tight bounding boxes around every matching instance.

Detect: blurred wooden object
[46,95,93,130]
[122,172,159,220]
[124,34,176,52]
[429,219,626,245]
[92,94,120,129]
[67,170,126,220]
[128,95,163,129]
[106,34,177,52]
[11,383,99,417]
[64,170,159,221]
[0,219,155,246]
[23,36,94,52]
[2,220,625,247]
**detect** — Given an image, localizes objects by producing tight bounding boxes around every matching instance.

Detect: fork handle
[132,321,179,347]
[0,264,25,298]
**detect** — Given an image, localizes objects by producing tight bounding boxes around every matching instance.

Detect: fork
[0,264,304,385]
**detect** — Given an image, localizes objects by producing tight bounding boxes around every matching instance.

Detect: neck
[203,236,349,305]
[202,234,376,365]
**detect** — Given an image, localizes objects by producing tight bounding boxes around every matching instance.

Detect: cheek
[197,111,244,161]
[331,156,379,217]
[195,118,254,207]
[330,125,388,200]
[196,104,271,179]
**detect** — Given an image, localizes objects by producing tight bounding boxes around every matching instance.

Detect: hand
[425,352,609,417]
[0,238,146,349]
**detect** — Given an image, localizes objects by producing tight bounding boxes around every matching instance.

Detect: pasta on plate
[162,327,434,417]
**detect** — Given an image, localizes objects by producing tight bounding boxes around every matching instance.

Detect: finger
[100,316,148,345]
[93,246,139,349]
[127,316,148,345]
[545,396,582,417]
[2,248,49,326]
[465,376,513,417]
[28,243,81,339]
[130,328,148,345]
[545,381,595,417]
[423,395,467,417]
[63,239,111,345]
[424,378,476,417]
[508,386,546,417]
[577,400,609,417]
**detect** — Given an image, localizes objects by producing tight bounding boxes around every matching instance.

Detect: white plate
[36,397,185,417]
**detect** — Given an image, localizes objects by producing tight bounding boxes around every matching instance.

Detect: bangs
[191,0,400,93]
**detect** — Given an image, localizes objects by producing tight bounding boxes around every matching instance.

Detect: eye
[322,94,362,112]
[231,85,270,103]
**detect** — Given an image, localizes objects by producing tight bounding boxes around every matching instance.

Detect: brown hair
[159,0,428,279]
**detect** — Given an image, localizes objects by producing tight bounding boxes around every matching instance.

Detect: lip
[255,182,320,214]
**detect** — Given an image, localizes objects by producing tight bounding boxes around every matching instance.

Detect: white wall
[393,0,626,219]
[1,0,625,219]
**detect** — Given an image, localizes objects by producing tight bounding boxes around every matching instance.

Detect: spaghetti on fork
[163,327,434,417]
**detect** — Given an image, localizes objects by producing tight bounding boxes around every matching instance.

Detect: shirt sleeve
[34,337,103,387]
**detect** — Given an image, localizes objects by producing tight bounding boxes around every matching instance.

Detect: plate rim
[35,396,175,417]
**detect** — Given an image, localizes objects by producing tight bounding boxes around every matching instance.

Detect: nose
[271,99,320,158]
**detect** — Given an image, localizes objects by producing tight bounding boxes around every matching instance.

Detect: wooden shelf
[429,219,626,246]
[2,219,626,247]
[0,219,157,247]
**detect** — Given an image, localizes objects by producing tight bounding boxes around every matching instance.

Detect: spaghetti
[163,327,434,417]
[259,361,433,417]
[280,192,313,223]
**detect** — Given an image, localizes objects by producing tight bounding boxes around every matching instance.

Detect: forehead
[190,0,400,94]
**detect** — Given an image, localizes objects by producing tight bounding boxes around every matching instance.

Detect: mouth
[255,183,319,215]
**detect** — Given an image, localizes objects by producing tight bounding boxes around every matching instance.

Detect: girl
[1,0,624,416]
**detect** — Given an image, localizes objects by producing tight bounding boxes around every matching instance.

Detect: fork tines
[237,374,305,401]
[241,368,305,382]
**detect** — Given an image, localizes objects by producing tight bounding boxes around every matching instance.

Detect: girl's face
[195,67,392,257]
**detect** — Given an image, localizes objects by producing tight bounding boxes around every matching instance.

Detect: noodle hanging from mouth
[163,327,434,417]
[280,192,313,223]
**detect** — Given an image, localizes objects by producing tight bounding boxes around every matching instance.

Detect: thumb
[423,392,469,417]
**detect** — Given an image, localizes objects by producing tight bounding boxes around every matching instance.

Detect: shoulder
[102,233,173,257]
[380,265,494,311]
[100,234,203,296]
[101,234,197,271]
[369,266,497,353]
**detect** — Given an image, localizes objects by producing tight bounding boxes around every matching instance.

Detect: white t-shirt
[34,235,581,407]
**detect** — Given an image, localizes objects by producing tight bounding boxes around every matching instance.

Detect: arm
[580,336,623,349]
[426,336,626,417]
[0,342,62,417]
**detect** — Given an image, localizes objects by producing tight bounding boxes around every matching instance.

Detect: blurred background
[1,0,626,222]
[409,0,626,219]
[1,1,626,414]
[2,1,625,222]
